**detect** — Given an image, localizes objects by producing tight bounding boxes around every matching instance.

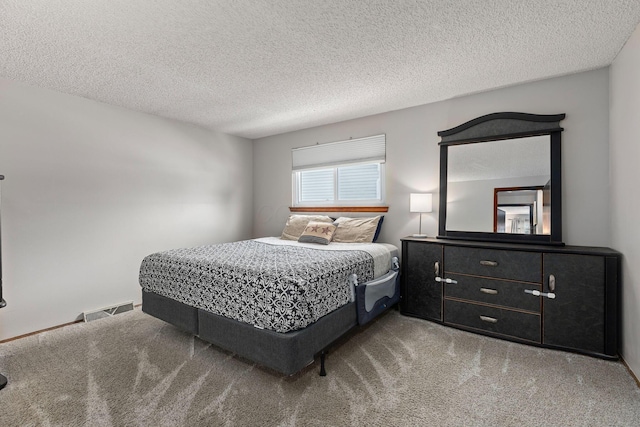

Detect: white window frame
[292,161,386,207]
[291,134,386,207]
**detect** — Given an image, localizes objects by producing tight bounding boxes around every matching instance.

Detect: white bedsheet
[254,237,398,279]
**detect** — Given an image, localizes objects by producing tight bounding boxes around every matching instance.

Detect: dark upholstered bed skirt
[142,290,199,335]
[142,290,358,375]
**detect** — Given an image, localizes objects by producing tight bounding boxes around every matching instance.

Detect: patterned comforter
[139,239,378,333]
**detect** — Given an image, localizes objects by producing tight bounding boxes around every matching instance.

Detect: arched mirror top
[437,112,565,245]
[438,112,566,145]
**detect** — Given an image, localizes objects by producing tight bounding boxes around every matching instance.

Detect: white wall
[0,80,253,341]
[253,68,611,251]
[610,23,640,378]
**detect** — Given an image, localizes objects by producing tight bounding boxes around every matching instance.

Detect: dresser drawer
[444,299,541,343]
[444,273,541,313]
[445,246,541,282]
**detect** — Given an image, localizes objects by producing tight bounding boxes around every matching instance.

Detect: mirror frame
[437,112,565,245]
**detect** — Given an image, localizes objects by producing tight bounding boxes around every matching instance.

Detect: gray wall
[253,68,611,252]
[0,80,253,341]
[610,23,640,379]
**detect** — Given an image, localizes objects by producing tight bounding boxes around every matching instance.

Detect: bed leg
[319,351,327,376]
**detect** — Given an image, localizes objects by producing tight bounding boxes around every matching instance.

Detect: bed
[139,215,400,375]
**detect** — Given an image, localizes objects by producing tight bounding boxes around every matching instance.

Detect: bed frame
[141,268,400,376]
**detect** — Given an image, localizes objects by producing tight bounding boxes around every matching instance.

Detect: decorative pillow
[332,216,382,243]
[280,214,334,240]
[298,221,337,245]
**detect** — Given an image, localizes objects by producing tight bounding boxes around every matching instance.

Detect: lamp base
[412,233,428,238]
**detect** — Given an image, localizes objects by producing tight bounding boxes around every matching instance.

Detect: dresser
[400,237,620,359]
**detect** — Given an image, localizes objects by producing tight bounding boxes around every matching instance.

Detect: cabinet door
[401,241,443,321]
[543,253,605,354]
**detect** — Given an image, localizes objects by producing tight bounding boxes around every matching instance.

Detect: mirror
[437,112,565,245]
[446,136,550,234]
[494,186,546,234]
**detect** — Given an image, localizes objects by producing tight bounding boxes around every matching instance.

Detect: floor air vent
[83,301,134,322]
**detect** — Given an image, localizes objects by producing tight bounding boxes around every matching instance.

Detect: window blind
[299,169,334,202]
[337,163,380,200]
[292,134,386,171]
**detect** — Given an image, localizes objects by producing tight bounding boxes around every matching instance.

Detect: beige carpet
[0,308,639,426]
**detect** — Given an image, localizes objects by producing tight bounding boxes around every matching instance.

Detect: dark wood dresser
[400,237,620,359]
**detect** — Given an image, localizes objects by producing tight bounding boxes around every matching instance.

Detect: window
[292,134,385,207]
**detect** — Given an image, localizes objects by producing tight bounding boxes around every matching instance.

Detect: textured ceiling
[2,1,640,139]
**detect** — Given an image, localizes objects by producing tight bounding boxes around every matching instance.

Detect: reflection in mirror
[496,205,532,233]
[494,186,546,234]
[446,135,550,234]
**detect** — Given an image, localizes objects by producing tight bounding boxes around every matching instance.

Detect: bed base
[141,268,400,376]
[142,290,358,376]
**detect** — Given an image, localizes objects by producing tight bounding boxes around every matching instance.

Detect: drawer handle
[480,288,498,295]
[480,260,498,267]
[479,315,498,323]
[524,289,556,299]
[435,277,457,284]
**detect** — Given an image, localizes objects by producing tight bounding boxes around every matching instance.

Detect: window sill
[289,206,389,213]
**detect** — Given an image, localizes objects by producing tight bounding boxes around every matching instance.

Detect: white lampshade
[410,193,433,213]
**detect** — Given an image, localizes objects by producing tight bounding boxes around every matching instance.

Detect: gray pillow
[297,221,337,245]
